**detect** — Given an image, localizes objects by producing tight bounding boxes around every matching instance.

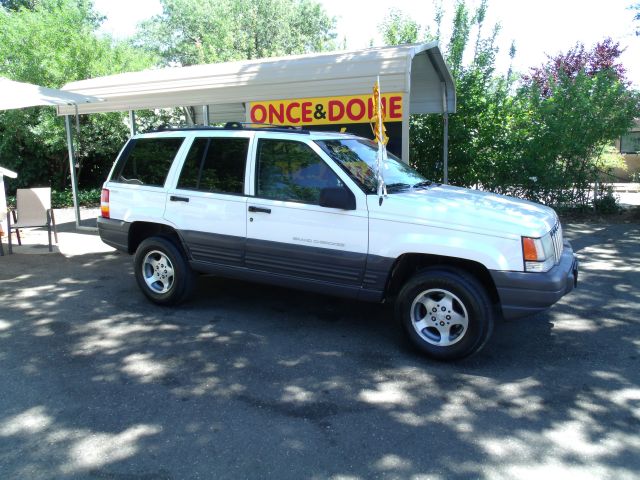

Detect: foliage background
[380,1,639,209]
[0,0,157,191]
[0,0,638,210]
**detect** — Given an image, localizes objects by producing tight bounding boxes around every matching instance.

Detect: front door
[246,137,368,286]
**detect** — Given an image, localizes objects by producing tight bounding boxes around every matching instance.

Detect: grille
[550,222,563,264]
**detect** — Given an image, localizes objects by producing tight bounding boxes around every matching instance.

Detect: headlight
[522,232,555,272]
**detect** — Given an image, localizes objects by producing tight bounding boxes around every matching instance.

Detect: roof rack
[224,122,310,134]
[154,125,219,132]
[150,122,310,134]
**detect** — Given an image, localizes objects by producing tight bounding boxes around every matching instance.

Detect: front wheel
[133,236,194,306]
[396,268,494,360]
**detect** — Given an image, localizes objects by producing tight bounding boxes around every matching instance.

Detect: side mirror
[319,187,356,210]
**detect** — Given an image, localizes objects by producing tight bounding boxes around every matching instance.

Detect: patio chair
[6,187,58,254]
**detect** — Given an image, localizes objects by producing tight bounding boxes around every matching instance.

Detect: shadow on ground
[0,221,638,479]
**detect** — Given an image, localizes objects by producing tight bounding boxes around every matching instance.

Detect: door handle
[248,206,271,214]
[170,195,189,202]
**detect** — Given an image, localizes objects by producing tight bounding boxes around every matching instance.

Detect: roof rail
[153,125,219,132]
[223,122,310,134]
[148,122,310,134]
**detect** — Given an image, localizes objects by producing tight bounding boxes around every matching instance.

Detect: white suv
[98,124,578,360]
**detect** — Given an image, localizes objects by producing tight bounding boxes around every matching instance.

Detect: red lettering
[268,103,284,124]
[253,96,400,125]
[346,98,366,122]
[301,102,313,123]
[286,102,300,124]
[251,104,267,123]
[328,100,344,122]
[389,96,402,119]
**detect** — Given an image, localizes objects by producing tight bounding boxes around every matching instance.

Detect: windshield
[316,138,429,194]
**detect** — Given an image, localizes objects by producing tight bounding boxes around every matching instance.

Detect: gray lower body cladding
[99,220,392,302]
[97,217,130,252]
[188,233,392,302]
[490,242,578,319]
[98,218,578,314]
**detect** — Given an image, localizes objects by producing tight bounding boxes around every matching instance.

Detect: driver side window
[256,139,343,205]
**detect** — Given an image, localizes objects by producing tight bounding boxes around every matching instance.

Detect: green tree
[509,40,640,206]
[136,0,336,66]
[379,8,421,45]
[386,0,514,189]
[0,0,38,11]
[0,0,157,190]
[380,1,640,208]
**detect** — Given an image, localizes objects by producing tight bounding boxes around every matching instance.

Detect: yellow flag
[371,80,389,146]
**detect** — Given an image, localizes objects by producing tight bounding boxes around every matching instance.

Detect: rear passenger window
[177,137,248,194]
[112,137,184,187]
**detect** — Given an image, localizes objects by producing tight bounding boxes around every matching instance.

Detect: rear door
[164,132,252,267]
[245,135,368,286]
[107,134,186,223]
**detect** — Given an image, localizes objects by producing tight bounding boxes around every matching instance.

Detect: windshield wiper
[412,180,433,189]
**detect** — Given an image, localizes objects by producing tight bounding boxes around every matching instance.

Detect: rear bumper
[97,216,130,252]
[490,242,578,319]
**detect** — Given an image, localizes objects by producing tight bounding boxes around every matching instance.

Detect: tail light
[100,188,110,218]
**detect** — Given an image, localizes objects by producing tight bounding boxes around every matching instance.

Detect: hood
[368,184,558,239]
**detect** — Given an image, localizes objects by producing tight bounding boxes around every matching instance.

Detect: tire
[395,268,494,360]
[133,236,195,306]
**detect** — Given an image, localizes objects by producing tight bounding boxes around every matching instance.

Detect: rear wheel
[134,236,194,305]
[396,268,494,360]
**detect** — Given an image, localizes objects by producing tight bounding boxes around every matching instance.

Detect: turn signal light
[100,188,110,218]
[522,237,539,261]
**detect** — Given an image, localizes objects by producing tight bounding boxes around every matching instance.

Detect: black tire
[133,236,195,306]
[395,268,494,360]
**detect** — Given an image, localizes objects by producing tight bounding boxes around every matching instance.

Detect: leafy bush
[383,2,640,210]
[593,186,621,214]
[0,0,157,192]
[6,188,100,209]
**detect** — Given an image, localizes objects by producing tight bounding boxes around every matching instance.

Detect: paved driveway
[0,221,638,479]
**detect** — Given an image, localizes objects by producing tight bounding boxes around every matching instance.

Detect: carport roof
[57,42,456,116]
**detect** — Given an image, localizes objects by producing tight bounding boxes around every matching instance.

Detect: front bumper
[490,241,578,319]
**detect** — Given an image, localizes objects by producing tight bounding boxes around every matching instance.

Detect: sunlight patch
[65,424,161,472]
[553,319,598,332]
[374,454,412,471]
[121,353,169,382]
[0,406,52,436]
[282,385,315,403]
[358,381,415,406]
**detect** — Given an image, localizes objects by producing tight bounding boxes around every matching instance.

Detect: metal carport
[58,42,456,228]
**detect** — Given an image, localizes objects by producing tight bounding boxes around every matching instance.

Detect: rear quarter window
[111,137,184,187]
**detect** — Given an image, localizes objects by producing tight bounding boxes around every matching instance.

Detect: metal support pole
[443,113,449,185]
[65,115,81,229]
[75,105,81,134]
[401,91,410,164]
[202,105,210,126]
[441,82,449,185]
[129,110,137,137]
